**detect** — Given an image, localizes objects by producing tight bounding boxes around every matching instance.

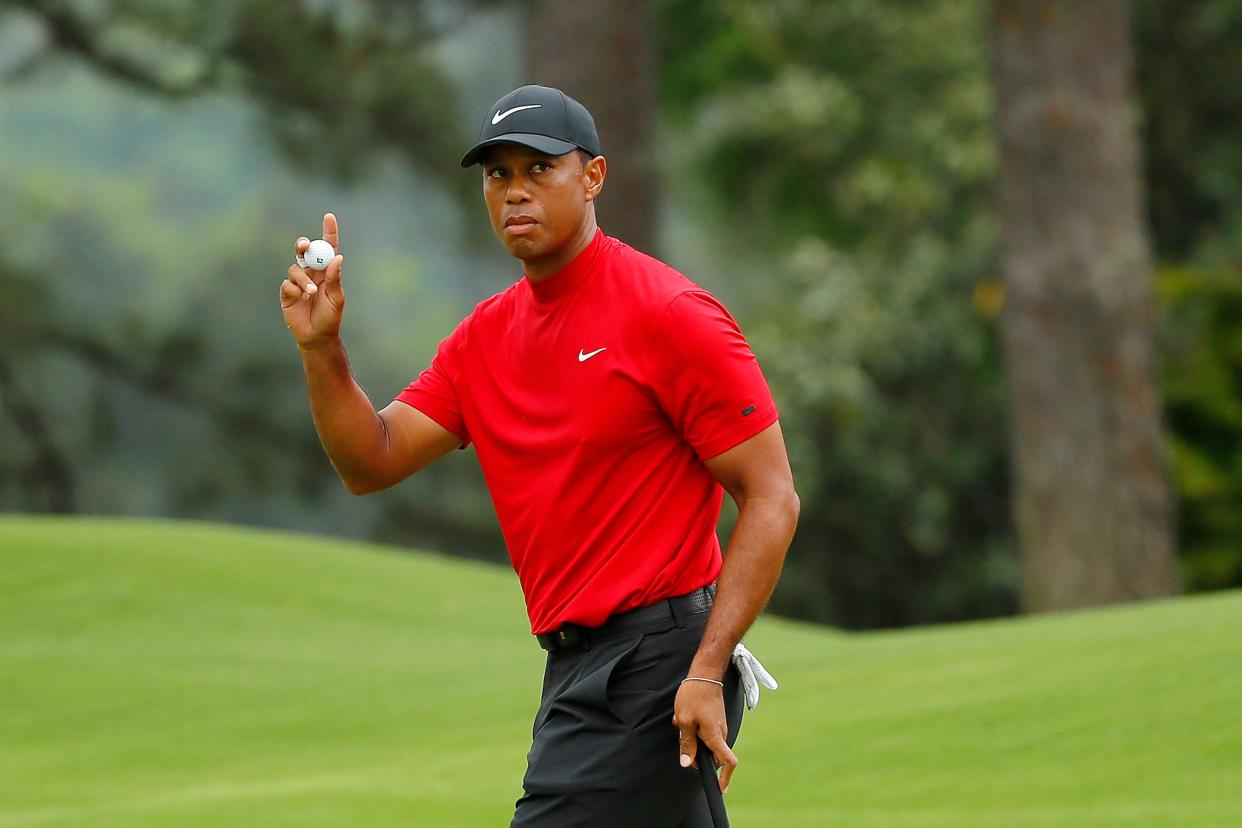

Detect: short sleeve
[395,324,471,449]
[649,289,779,460]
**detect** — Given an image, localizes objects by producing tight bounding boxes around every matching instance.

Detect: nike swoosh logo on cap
[492,104,542,125]
[578,347,607,362]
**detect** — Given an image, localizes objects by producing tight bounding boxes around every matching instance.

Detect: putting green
[1,515,1238,827]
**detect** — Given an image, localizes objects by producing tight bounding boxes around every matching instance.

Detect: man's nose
[505,175,531,203]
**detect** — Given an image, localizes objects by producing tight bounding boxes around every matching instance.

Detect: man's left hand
[672,678,737,793]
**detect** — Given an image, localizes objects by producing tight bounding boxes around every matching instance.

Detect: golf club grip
[696,739,730,828]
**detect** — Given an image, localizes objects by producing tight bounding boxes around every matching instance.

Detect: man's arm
[691,420,798,676]
[672,420,799,791]
[299,338,461,495]
[282,213,461,495]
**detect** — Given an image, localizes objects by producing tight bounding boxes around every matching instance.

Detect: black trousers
[511,604,745,827]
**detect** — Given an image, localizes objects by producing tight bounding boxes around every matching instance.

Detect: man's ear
[585,155,606,202]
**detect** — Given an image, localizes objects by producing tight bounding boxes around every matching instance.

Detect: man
[280,85,799,827]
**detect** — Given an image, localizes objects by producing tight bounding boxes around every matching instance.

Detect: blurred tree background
[1,0,1239,629]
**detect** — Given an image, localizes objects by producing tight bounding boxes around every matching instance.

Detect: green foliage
[1,0,474,194]
[0,0,511,559]
[661,0,994,247]
[1135,0,1242,261]
[1159,266,1242,591]
[1136,0,1242,593]
[660,0,1242,626]
[659,0,1015,628]
[0,65,497,555]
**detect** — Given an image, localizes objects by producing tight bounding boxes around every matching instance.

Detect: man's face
[479,144,604,266]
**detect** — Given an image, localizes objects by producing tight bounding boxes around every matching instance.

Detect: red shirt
[396,228,778,634]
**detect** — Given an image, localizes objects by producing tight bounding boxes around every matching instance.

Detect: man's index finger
[323,212,340,250]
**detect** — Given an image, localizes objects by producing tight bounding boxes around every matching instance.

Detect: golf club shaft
[697,739,730,828]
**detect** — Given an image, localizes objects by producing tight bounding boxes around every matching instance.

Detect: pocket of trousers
[604,628,689,729]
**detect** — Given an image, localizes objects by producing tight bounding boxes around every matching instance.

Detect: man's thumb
[324,254,344,283]
[322,255,345,306]
[679,728,694,768]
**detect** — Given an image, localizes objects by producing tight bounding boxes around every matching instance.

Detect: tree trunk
[523,0,660,256]
[990,0,1178,612]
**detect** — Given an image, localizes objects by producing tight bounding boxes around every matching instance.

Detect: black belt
[536,583,717,651]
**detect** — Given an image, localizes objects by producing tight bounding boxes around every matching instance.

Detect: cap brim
[459,133,580,168]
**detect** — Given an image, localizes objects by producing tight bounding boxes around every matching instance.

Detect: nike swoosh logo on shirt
[492,104,542,125]
[578,347,607,362]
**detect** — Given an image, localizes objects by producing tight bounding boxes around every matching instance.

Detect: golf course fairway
[2,515,1238,827]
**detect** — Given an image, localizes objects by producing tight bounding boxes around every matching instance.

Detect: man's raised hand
[281,212,346,351]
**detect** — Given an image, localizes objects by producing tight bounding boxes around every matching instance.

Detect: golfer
[280,85,799,827]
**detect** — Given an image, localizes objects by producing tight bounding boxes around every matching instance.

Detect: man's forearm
[299,337,390,494]
[688,492,798,679]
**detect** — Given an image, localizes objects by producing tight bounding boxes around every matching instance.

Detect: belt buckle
[553,623,588,650]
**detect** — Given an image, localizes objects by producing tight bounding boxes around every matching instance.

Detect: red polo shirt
[396,228,778,634]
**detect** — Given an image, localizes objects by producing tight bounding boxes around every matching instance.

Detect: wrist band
[681,677,724,688]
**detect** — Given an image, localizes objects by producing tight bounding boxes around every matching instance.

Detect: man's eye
[486,168,505,178]
[532,163,549,173]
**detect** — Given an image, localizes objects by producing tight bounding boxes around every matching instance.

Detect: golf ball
[304,239,335,271]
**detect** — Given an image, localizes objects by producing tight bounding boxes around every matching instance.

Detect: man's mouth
[504,215,539,236]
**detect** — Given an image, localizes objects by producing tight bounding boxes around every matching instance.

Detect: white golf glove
[731,642,779,710]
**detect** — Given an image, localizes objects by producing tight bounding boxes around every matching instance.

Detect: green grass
[1,515,1239,827]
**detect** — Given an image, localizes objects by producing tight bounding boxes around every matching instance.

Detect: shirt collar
[524,227,606,304]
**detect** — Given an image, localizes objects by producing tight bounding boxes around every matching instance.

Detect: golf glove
[731,642,778,710]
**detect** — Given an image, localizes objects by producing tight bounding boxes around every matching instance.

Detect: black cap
[460,85,602,168]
